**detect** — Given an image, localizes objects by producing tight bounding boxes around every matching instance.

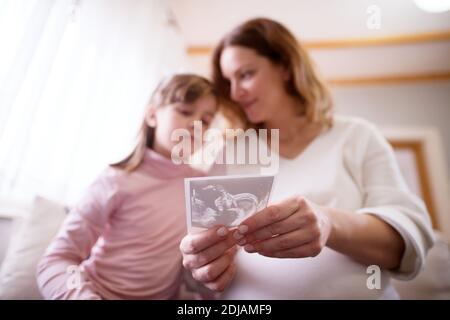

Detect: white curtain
[0,0,188,205]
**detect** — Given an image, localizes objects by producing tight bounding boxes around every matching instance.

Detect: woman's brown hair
[212,17,333,129]
[111,74,218,172]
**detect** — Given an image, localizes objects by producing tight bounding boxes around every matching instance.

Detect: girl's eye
[177,109,192,116]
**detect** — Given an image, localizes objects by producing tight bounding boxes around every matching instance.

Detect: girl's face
[220,46,289,124]
[148,94,217,159]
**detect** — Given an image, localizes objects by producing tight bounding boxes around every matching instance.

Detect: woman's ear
[280,65,290,82]
[146,106,157,128]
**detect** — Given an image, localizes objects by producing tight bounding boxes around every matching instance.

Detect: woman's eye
[240,70,253,80]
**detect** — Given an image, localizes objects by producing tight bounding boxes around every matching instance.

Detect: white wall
[172,0,450,170]
[169,0,450,44]
[332,81,450,170]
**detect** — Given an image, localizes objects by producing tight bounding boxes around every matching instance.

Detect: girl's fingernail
[237,238,247,246]
[238,225,249,235]
[217,227,228,237]
[244,244,255,252]
[233,231,244,240]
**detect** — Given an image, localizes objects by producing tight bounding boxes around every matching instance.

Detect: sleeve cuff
[357,207,435,280]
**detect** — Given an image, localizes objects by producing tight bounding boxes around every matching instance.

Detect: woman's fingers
[191,245,237,283]
[180,226,239,292]
[236,196,303,237]
[203,261,237,292]
[203,246,238,292]
[180,225,230,255]
[183,233,236,269]
[244,228,319,253]
[227,243,238,258]
[230,195,331,259]
[258,240,322,259]
[234,211,309,245]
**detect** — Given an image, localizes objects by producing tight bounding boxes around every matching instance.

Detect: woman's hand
[180,226,238,292]
[233,195,332,258]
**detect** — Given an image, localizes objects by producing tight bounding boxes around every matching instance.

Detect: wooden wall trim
[305,30,450,49]
[328,72,450,86]
[389,140,438,229]
[187,30,450,55]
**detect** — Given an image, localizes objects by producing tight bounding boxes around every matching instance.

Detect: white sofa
[0,196,449,300]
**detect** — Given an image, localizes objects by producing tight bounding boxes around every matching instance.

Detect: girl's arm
[36,168,120,299]
[36,212,103,299]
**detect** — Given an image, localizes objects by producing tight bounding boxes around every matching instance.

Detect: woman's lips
[241,99,257,110]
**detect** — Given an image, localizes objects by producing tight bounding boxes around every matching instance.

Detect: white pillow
[392,231,450,299]
[0,196,32,218]
[0,196,67,299]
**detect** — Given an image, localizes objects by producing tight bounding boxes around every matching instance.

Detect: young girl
[37,74,219,299]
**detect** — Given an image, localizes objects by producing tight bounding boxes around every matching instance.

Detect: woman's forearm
[324,207,405,270]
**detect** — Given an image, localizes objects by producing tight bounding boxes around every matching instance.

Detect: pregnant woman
[179,18,434,299]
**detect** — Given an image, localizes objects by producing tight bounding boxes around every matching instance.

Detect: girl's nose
[187,120,195,132]
[188,119,200,132]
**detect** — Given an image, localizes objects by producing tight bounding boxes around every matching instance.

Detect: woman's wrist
[322,206,369,254]
[321,206,405,269]
[322,206,343,250]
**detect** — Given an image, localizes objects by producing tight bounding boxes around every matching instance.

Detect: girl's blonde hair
[212,17,333,129]
[111,74,218,172]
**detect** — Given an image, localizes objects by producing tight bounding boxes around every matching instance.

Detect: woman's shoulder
[325,115,387,153]
[332,115,378,133]
[329,115,383,141]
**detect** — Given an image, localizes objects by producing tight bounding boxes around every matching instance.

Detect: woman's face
[148,94,217,158]
[220,46,289,124]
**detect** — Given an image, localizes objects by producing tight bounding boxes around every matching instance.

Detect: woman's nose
[231,82,244,102]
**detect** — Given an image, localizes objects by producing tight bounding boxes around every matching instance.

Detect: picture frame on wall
[383,126,450,240]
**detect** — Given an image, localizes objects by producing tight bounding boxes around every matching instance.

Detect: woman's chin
[247,115,265,124]
[244,111,263,124]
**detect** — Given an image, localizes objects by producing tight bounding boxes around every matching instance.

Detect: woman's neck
[262,96,323,159]
[263,96,308,143]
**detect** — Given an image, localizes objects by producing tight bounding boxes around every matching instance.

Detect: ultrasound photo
[185,174,275,229]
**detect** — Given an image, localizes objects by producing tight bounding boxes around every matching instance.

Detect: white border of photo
[185,174,275,233]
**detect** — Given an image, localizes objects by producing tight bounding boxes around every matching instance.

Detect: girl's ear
[146,106,157,128]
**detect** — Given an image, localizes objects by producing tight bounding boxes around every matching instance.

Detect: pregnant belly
[221,247,398,299]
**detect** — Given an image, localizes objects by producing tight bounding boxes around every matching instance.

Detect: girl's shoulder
[89,165,128,193]
[73,166,127,211]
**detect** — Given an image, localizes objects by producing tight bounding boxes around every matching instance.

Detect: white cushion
[393,232,450,299]
[0,196,32,218]
[0,196,67,299]
[0,217,22,267]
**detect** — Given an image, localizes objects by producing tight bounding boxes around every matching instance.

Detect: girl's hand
[180,226,237,292]
[233,196,332,258]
